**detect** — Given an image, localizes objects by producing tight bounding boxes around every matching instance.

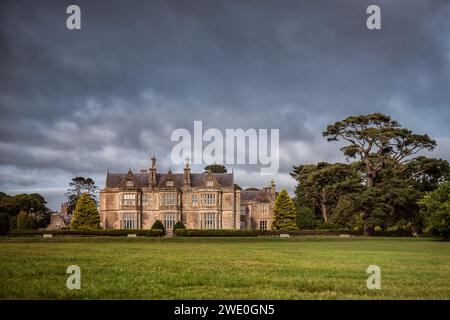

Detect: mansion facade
[99,156,276,231]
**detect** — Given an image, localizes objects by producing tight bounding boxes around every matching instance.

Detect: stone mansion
[99,156,276,231]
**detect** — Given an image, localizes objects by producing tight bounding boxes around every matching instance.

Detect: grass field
[0,237,449,299]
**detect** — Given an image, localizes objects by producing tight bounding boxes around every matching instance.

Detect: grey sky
[1,0,449,210]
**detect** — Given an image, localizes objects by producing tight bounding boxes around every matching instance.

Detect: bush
[419,181,450,239]
[151,220,165,235]
[0,213,10,235]
[173,221,185,231]
[8,229,164,237]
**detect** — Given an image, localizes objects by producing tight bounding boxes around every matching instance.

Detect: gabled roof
[241,187,275,203]
[105,172,234,189]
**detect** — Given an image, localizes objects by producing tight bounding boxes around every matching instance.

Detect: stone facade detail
[99,156,276,230]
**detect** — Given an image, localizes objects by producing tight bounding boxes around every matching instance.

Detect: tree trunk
[321,204,328,223]
[363,224,374,236]
[321,189,328,223]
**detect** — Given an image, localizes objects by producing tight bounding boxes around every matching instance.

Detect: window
[259,220,268,230]
[200,212,217,229]
[203,193,216,205]
[191,194,198,206]
[240,206,247,216]
[240,221,246,229]
[163,213,176,230]
[166,180,174,187]
[161,193,177,206]
[207,180,214,187]
[126,180,134,187]
[261,205,268,217]
[123,213,136,229]
[142,194,151,207]
[122,194,136,206]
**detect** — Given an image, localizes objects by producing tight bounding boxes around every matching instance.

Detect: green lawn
[0,237,449,299]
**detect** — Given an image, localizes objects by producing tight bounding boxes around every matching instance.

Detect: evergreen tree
[66,177,99,214]
[204,164,227,173]
[70,193,101,230]
[272,189,298,231]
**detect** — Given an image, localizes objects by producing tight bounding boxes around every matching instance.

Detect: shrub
[0,213,10,235]
[151,220,165,235]
[173,221,185,231]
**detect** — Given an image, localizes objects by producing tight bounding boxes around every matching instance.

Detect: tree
[323,113,436,235]
[66,177,99,214]
[272,189,298,231]
[204,164,227,173]
[419,181,450,239]
[70,193,101,230]
[16,211,29,229]
[173,221,185,231]
[296,206,319,229]
[151,220,165,235]
[331,195,362,229]
[26,213,36,229]
[291,162,362,223]
[0,213,10,235]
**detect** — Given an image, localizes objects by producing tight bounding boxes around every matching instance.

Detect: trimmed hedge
[173,229,363,237]
[173,229,418,237]
[8,229,164,237]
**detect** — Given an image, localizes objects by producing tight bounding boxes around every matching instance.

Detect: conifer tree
[70,193,101,230]
[272,189,298,231]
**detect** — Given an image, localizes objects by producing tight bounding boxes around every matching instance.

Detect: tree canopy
[66,177,99,214]
[204,164,227,173]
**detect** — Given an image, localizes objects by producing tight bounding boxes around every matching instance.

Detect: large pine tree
[272,189,298,231]
[70,193,101,230]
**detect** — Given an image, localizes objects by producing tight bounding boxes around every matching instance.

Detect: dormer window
[207,180,214,187]
[166,180,174,187]
[126,180,134,187]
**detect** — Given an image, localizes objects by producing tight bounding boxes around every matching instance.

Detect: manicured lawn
[0,237,449,299]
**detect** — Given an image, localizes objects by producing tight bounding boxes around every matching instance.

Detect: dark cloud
[0,0,449,210]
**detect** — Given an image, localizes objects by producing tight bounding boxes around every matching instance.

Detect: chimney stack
[149,155,157,189]
[183,156,191,186]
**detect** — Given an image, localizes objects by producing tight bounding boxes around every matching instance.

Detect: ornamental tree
[272,189,298,231]
[70,193,101,230]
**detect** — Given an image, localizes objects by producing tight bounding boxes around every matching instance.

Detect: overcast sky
[1,0,449,211]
